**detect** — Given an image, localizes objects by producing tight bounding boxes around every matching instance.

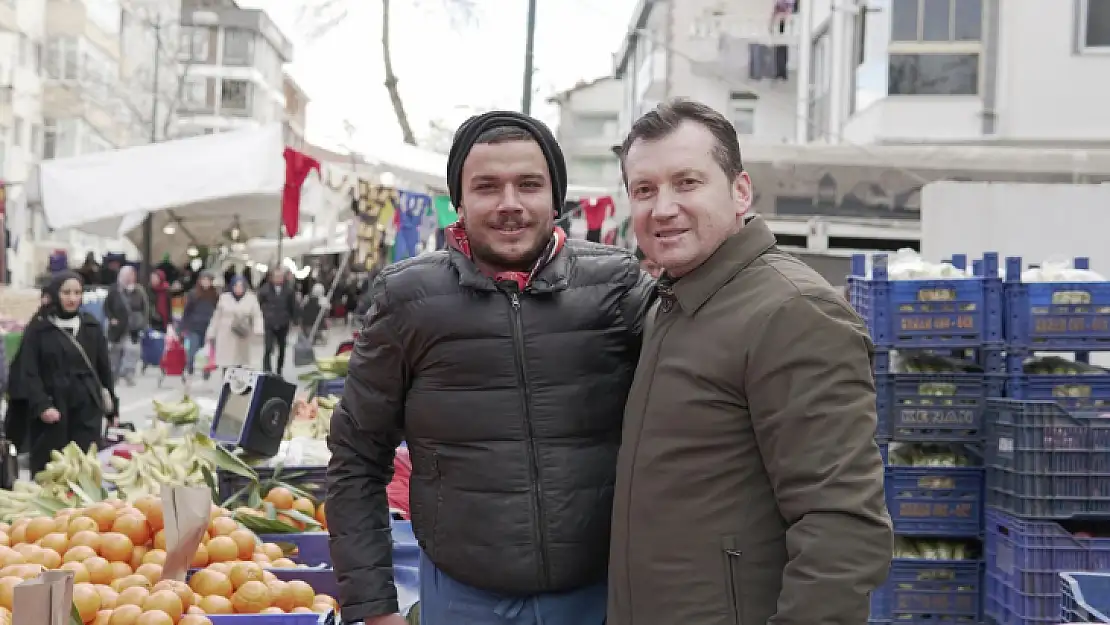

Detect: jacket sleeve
[205,299,222,342]
[14,326,53,419]
[747,294,892,625]
[621,266,656,351]
[252,296,265,335]
[326,278,407,622]
[92,322,118,417]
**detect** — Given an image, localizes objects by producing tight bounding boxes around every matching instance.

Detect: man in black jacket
[257,269,297,376]
[326,111,654,625]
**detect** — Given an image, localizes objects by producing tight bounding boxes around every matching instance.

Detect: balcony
[43,84,131,147]
[45,0,120,59]
[688,15,800,86]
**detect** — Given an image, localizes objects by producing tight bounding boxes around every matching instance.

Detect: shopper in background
[206,275,263,371]
[146,269,173,332]
[258,268,297,377]
[299,283,329,344]
[181,270,220,378]
[103,265,148,386]
[12,271,117,474]
[607,98,892,625]
[76,252,100,286]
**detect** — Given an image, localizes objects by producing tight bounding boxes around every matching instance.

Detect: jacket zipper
[503,284,550,587]
[723,542,742,625]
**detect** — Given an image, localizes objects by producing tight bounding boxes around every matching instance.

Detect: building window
[573,114,618,139]
[220,79,252,113]
[30,123,41,158]
[11,117,21,148]
[42,118,78,160]
[178,27,210,62]
[222,28,254,66]
[808,29,832,141]
[45,37,80,80]
[728,93,756,136]
[888,0,981,95]
[1082,0,1110,50]
[183,76,208,108]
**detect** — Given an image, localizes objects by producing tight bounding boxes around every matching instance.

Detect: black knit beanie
[447,111,568,217]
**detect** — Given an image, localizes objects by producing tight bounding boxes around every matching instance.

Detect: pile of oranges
[0,494,337,625]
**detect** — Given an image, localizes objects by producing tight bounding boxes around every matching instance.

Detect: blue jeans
[419,552,606,625]
[185,331,204,374]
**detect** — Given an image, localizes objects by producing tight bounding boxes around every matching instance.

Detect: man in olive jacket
[326,111,654,625]
[608,98,892,625]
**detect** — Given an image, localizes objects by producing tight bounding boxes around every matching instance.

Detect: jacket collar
[451,245,571,294]
[664,215,776,315]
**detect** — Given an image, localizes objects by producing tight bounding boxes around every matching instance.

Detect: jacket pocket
[430,451,443,545]
[721,535,743,625]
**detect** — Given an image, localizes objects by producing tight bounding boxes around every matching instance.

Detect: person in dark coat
[257,268,297,376]
[3,288,51,453]
[102,266,148,385]
[325,111,655,625]
[181,270,219,377]
[11,272,117,475]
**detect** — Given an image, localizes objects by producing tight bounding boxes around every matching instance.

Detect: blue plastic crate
[218,466,328,503]
[258,532,330,566]
[984,509,1110,625]
[208,615,323,625]
[1061,572,1110,623]
[1006,373,1110,411]
[316,378,345,398]
[1004,256,1110,350]
[877,372,1003,442]
[849,252,1003,348]
[869,558,982,623]
[886,463,984,537]
[985,400,1110,520]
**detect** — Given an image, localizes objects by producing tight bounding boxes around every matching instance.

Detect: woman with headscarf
[102,265,148,386]
[11,272,117,475]
[205,275,263,371]
[181,270,219,378]
[146,269,172,332]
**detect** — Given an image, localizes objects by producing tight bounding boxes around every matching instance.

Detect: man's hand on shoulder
[365,614,407,625]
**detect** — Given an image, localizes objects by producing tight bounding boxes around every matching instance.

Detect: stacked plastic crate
[850,253,1003,625]
[984,256,1110,625]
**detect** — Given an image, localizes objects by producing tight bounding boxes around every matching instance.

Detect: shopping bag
[13,569,74,625]
[204,342,217,373]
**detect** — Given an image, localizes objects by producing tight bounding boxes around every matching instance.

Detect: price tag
[998,437,1014,454]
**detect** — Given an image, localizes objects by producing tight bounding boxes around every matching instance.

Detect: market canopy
[31,124,287,258]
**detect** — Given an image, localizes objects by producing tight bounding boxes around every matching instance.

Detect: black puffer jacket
[326,239,655,622]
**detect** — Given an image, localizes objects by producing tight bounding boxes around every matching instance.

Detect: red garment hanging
[582,196,615,230]
[282,147,321,238]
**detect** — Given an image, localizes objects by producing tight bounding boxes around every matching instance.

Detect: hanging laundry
[582,196,615,243]
[749,44,774,80]
[282,148,321,237]
[393,190,432,262]
[434,195,458,229]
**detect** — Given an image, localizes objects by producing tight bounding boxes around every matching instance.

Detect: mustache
[490,216,531,229]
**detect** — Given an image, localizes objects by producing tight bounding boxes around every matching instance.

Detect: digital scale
[210,367,296,457]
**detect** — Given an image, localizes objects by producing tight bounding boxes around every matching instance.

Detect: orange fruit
[85,503,118,532]
[37,532,68,554]
[266,579,294,612]
[270,558,297,569]
[94,585,118,610]
[112,516,150,548]
[106,603,142,625]
[152,579,195,610]
[104,498,126,509]
[286,579,315,608]
[84,556,113,584]
[129,546,149,570]
[209,505,224,521]
[208,516,237,538]
[7,524,25,546]
[191,543,209,568]
[0,548,22,567]
[111,574,151,593]
[205,537,238,563]
[141,550,166,567]
[2,564,43,579]
[189,569,232,597]
[0,576,21,610]
[315,594,338,609]
[312,602,334,613]
[197,595,233,614]
[277,513,305,531]
[151,530,166,551]
[260,606,284,614]
[134,609,173,625]
[67,517,99,538]
[228,562,264,589]
[142,589,184,622]
[291,606,314,613]
[133,497,164,533]
[205,562,231,575]
[186,604,205,614]
[231,580,271,614]
[70,530,102,554]
[24,546,59,569]
[23,517,56,544]
[108,561,132,580]
[252,553,271,566]
[92,609,112,625]
[134,563,163,585]
[64,545,98,563]
[60,561,90,583]
[73,582,102,623]
[259,543,284,561]
[115,585,150,607]
[178,616,214,625]
[0,534,8,548]
[291,498,315,517]
[263,487,294,511]
[228,530,256,561]
[11,543,34,558]
[100,533,134,563]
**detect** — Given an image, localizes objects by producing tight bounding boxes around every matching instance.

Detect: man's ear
[733,171,753,217]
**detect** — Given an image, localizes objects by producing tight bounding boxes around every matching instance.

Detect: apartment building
[613,0,800,144]
[800,0,1110,145]
[283,71,307,149]
[548,77,622,188]
[172,0,291,137]
[0,0,46,187]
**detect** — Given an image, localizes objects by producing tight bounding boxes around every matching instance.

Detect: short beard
[470,230,553,273]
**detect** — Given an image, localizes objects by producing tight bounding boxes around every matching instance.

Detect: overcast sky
[237,0,639,153]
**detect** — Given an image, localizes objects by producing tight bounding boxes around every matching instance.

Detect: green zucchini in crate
[870,538,982,622]
[885,442,983,537]
[1007,356,1110,410]
[877,352,1001,442]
